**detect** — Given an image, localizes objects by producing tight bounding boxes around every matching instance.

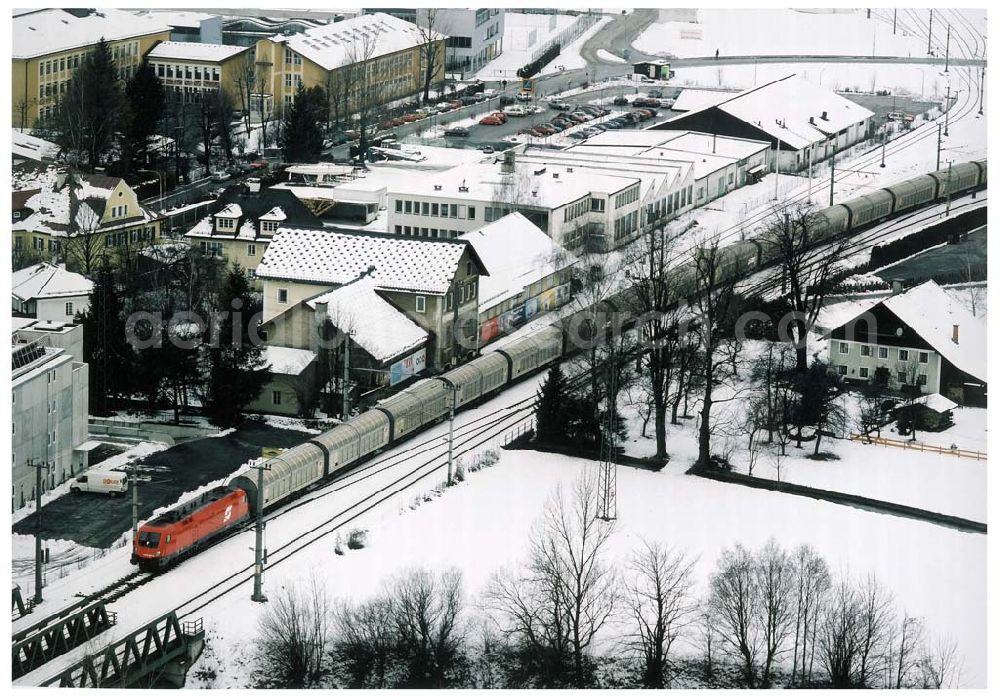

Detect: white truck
[70,471,128,496]
[503,105,530,117]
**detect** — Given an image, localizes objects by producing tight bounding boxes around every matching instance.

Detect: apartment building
[11,8,172,128]
[252,12,445,119]
[12,331,90,510]
[375,9,504,75]
[146,41,251,105]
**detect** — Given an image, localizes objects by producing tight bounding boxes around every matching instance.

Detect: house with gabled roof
[826,281,986,406]
[256,226,488,371]
[12,162,164,270]
[183,181,322,282]
[12,262,93,322]
[654,74,874,174]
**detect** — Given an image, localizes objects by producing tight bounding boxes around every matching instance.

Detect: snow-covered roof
[259,206,287,221]
[460,213,574,312]
[307,277,428,362]
[881,281,987,384]
[671,88,737,113]
[667,74,875,150]
[216,203,242,218]
[257,227,480,295]
[13,263,94,302]
[147,41,248,63]
[132,10,218,29]
[13,8,171,60]
[12,130,59,162]
[277,12,444,72]
[261,346,317,376]
[913,393,959,414]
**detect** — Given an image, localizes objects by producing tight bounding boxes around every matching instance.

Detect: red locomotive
[131,486,250,571]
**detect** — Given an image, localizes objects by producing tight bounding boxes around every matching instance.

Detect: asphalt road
[14,422,312,549]
[874,226,986,284]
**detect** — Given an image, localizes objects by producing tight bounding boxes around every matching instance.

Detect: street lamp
[136,169,164,214]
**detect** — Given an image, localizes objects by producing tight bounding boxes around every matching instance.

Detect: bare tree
[333,595,395,688]
[756,539,797,685]
[856,575,895,687]
[487,473,618,686]
[789,544,831,686]
[233,50,259,140]
[709,543,761,686]
[918,635,961,688]
[257,575,332,686]
[343,35,389,164]
[415,10,447,104]
[818,579,862,687]
[623,540,697,687]
[696,607,719,682]
[391,567,466,687]
[691,242,742,468]
[883,612,923,688]
[761,203,849,370]
[64,182,106,275]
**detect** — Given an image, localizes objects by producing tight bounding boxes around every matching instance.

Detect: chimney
[952,324,959,344]
[248,178,261,194]
[809,116,815,125]
[501,150,516,174]
[553,172,559,179]
[55,170,67,190]
[891,279,903,295]
[821,111,828,120]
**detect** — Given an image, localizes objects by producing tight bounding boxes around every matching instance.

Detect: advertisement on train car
[389,348,426,386]
[480,317,500,344]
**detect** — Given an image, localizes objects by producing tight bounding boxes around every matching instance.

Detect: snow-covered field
[633,8,954,59]
[595,48,626,64]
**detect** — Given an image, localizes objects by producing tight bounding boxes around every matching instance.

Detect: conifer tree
[81,261,134,414]
[280,85,327,163]
[535,365,570,444]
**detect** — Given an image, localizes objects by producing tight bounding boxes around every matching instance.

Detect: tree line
[251,474,961,689]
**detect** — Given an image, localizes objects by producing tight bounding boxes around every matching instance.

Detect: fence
[529,12,602,63]
[849,433,986,461]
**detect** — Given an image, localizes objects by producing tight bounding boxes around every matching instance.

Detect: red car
[534,124,556,135]
[480,115,504,125]
[449,100,464,109]
[402,114,420,123]
[249,160,268,171]
[132,486,250,571]
[490,111,508,123]
[390,117,407,127]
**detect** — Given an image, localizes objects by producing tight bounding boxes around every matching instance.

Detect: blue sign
[521,79,534,93]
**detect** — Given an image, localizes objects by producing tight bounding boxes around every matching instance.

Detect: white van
[70,471,128,496]
[503,105,529,117]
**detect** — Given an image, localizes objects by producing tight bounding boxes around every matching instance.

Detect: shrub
[454,462,465,483]
[347,529,368,550]
[334,533,344,556]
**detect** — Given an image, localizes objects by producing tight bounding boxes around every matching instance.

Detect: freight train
[132,159,987,571]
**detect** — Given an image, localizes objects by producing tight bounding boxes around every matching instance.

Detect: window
[415,295,426,313]
[216,217,236,231]
[859,367,870,379]
[838,365,847,376]
[421,202,429,216]
[467,207,476,220]
[404,200,412,214]
[917,374,927,386]
[897,371,907,384]
[898,349,909,361]
[394,225,402,234]
[878,346,888,360]
[838,342,849,354]
[272,390,282,405]
[860,344,872,357]
[65,302,74,316]
[919,352,929,364]
[48,369,57,383]
[278,289,288,304]
[431,203,439,216]
[247,244,257,256]
[395,199,403,213]
[260,220,280,234]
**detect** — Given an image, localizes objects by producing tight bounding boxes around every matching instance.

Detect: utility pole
[880,124,887,168]
[131,459,139,540]
[893,9,897,34]
[597,348,618,522]
[927,10,933,55]
[29,461,50,605]
[936,123,942,170]
[944,84,951,136]
[945,24,951,73]
[979,66,985,115]
[250,459,270,603]
[341,331,352,420]
[829,154,835,207]
[773,136,781,201]
[807,144,813,202]
[445,383,456,486]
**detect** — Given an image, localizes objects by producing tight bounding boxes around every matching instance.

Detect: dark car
[613,96,630,106]
[444,126,470,137]
[546,122,566,132]
[548,100,571,110]
[499,95,516,107]
[567,131,589,140]
[647,89,663,99]
[461,96,478,106]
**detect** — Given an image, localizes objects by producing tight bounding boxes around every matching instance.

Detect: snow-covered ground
[633,8,952,59]
[475,12,580,81]
[540,15,612,74]
[595,48,626,64]
[188,447,985,687]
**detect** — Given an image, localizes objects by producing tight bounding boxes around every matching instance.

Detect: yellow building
[252,12,445,120]
[12,8,172,128]
[146,41,251,106]
[12,163,164,270]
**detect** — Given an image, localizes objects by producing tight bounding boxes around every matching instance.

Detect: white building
[417,9,505,76]
[13,262,93,322]
[657,74,875,172]
[12,329,90,509]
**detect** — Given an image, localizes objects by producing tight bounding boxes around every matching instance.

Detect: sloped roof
[184,186,321,241]
[913,393,959,414]
[881,281,986,383]
[12,263,94,302]
[671,88,736,113]
[12,130,60,162]
[460,213,574,311]
[13,8,171,60]
[668,74,874,149]
[147,41,248,63]
[278,12,443,72]
[307,277,428,363]
[257,227,486,295]
[261,346,317,376]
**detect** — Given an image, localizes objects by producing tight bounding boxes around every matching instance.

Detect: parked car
[70,471,128,496]
[479,144,496,154]
[503,104,530,117]
[490,111,508,123]
[534,124,556,135]
[249,160,269,170]
[567,131,589,140]
[211,170,230,182]
[483,88,499,98]
[613,96,630,106]
[546,122,566,132]
[647,89,663,99]
[479,115,504,125]
[444,126,470,137]
[461,96,478,106]
[633,98,661,108]
[548,100,571,110]
[567,113,589,123]
[602,120,623,130]
[499,95,516,107]
[401,114,420,123]
[515,91,533,102]
[343,130,360,140]
[887,111,916,122]
[449,100,465,109]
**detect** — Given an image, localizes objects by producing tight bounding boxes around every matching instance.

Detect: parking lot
[13,421,313,549]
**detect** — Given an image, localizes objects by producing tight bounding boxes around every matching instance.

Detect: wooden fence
[849,434,986,461]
